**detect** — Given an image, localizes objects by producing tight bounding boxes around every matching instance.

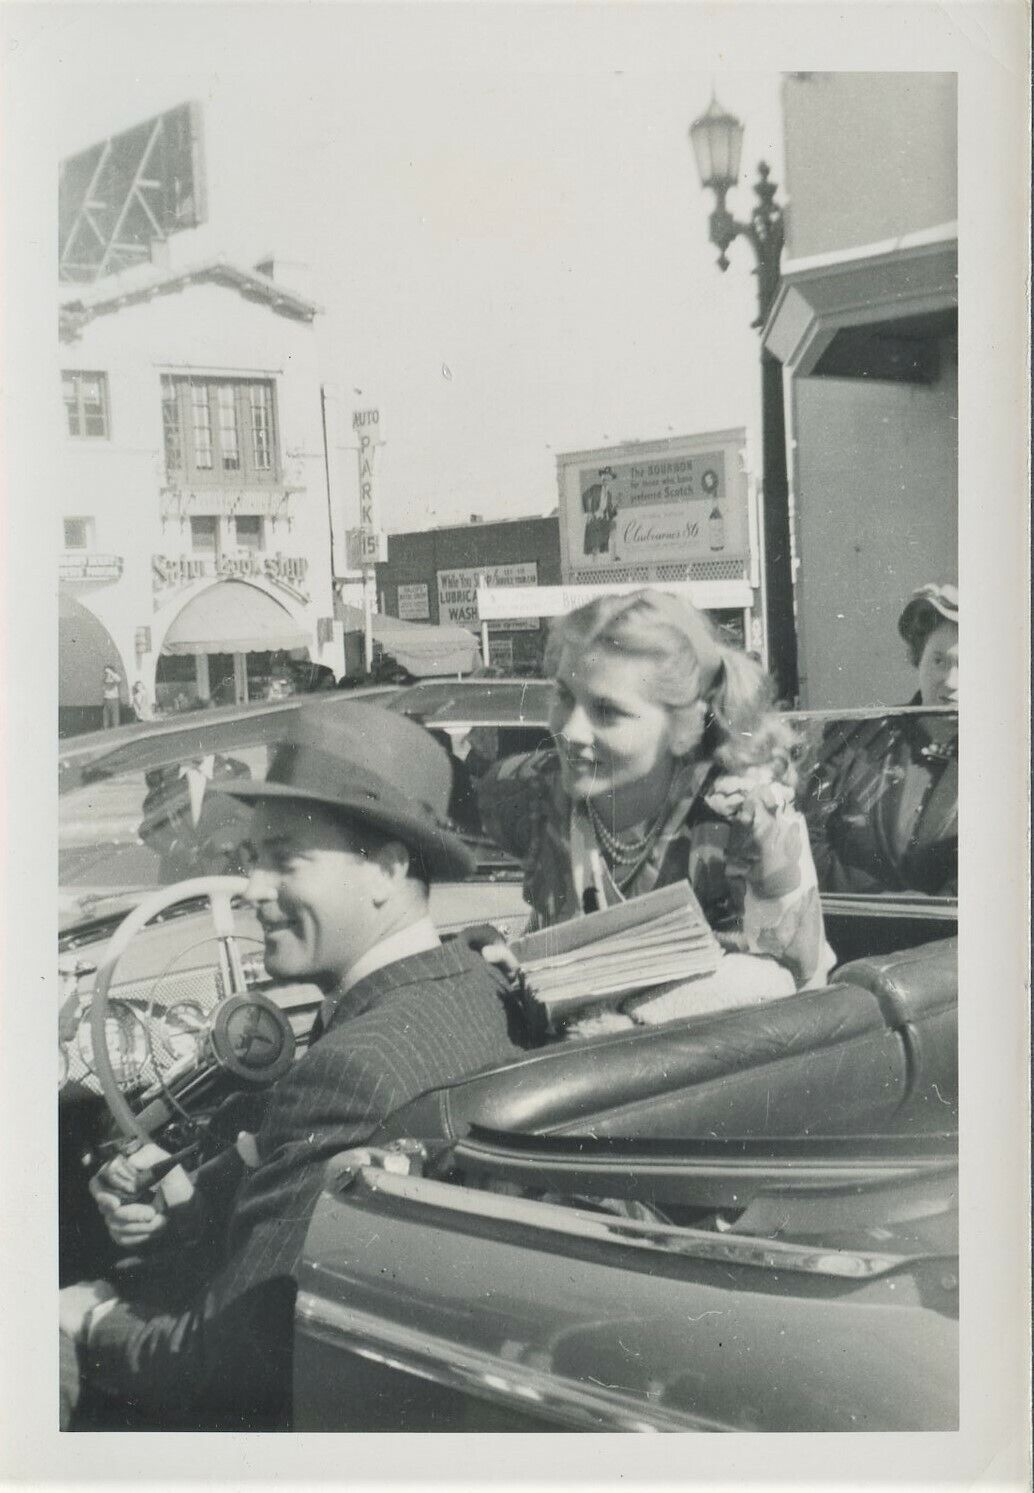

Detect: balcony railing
[159,485,299,521]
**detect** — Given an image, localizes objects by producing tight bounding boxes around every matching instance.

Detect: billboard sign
[59,102,207,283]
[436,562,539,631]
[556,430,750,581]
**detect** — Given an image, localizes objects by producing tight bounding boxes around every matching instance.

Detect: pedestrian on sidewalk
[101,664,122,730]
[130,680,152,722]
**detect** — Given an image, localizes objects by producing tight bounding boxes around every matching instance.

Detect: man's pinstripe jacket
[81,938,531,1427]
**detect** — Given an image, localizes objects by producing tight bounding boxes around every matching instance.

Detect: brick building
[375,514,561,673]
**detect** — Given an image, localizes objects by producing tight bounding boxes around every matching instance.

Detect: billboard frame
[555,427,754,585]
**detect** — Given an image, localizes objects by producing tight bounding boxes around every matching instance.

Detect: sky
[26,3,784,533]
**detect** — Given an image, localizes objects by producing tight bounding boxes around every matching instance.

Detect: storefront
[334,602,479,679]
[153,575,313,708]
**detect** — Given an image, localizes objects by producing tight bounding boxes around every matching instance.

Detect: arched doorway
[156,580,310,710]
[59,593,125,736]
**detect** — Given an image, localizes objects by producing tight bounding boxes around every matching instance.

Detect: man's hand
[477,941,522,984]
[89,1142,194,1250]
[59,1279,117,1341]
[457,924,522,985]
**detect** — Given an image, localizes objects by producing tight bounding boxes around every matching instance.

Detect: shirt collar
[339,916,441,998]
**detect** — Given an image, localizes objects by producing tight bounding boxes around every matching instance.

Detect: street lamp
[689,94,798,700]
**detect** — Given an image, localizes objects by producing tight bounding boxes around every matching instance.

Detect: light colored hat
[898,582,959,644]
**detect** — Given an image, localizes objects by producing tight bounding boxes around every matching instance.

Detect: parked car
[58,684,957,1430]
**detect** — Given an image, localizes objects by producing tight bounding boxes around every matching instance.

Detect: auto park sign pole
[352,409,387,674]
[478,573,490,667]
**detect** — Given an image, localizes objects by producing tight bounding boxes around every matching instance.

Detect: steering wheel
[89,875,295,1143]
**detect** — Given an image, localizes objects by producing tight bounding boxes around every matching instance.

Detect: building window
[190,515,219,554]
[233,515,264,552]
[217,385,241,472]
[161,380,183,471]
[249,384,273,471]
[63,371,109,438]
[161,376,279,486]
[64,517,94,549]
[190,385,214,470]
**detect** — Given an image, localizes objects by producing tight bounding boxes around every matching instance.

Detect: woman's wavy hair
[544,589,797,783]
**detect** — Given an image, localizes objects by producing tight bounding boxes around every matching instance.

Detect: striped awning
[162,581,309,656]
[335,603,479,677]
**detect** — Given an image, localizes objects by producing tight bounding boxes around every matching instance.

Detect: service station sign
[437,562,539,631]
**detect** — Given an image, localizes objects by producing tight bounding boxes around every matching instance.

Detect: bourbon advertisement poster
[556,428,750,583]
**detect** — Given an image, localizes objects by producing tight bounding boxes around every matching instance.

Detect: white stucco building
[764,73,958,707]
[58,255,344,732]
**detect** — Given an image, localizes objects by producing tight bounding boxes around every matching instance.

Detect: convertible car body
[58,685,958,1431]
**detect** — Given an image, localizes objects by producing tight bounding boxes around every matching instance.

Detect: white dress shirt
[317,916,442,1030]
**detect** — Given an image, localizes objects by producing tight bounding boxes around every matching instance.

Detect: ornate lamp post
[689,96,799,700]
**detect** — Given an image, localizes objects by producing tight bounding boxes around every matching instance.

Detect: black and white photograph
[1,1,1029,1484]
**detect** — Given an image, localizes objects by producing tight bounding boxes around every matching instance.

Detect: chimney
[255,254,314,300]
[470,513,483,524]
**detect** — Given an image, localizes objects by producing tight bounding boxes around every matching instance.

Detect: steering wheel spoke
[209,890,252,1001]
[89,876,293,1143]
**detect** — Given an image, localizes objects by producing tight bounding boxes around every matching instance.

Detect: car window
[420,723,550,872]
[792,708,957,900]
[59,747,268,929]
[58,718,547,929]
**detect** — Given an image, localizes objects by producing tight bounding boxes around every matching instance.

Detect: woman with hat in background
[478,589,833,1030]
[801,582,958,897]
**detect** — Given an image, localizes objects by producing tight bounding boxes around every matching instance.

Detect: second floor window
[189,516,219,554]
[233,515,264,552]
[63,372,109,438]
[188,515,265,556]
[162,376,279,485]
[64,517,95,549]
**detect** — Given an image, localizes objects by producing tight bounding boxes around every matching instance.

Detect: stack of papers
[511,881,720,1026]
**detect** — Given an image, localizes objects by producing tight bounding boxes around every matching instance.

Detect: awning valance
[335,603,478,677]
[163,581,309,656]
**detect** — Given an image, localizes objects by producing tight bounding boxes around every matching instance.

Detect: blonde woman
[478,589,833,1030]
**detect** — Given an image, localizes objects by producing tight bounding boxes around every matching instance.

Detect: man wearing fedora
[60,703,532,1430]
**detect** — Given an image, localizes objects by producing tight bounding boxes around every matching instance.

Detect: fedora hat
[214,701,475,880]
[898,582,959,644]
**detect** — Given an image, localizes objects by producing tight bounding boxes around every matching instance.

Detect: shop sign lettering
[436,562,539,632]
[151,552,310,601]
[353,409,384,539]
[397,582,430,621]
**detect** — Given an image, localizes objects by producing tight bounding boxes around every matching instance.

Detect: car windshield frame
[59,688,958,935]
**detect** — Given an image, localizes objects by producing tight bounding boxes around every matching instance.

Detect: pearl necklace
[585,797,665,876]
